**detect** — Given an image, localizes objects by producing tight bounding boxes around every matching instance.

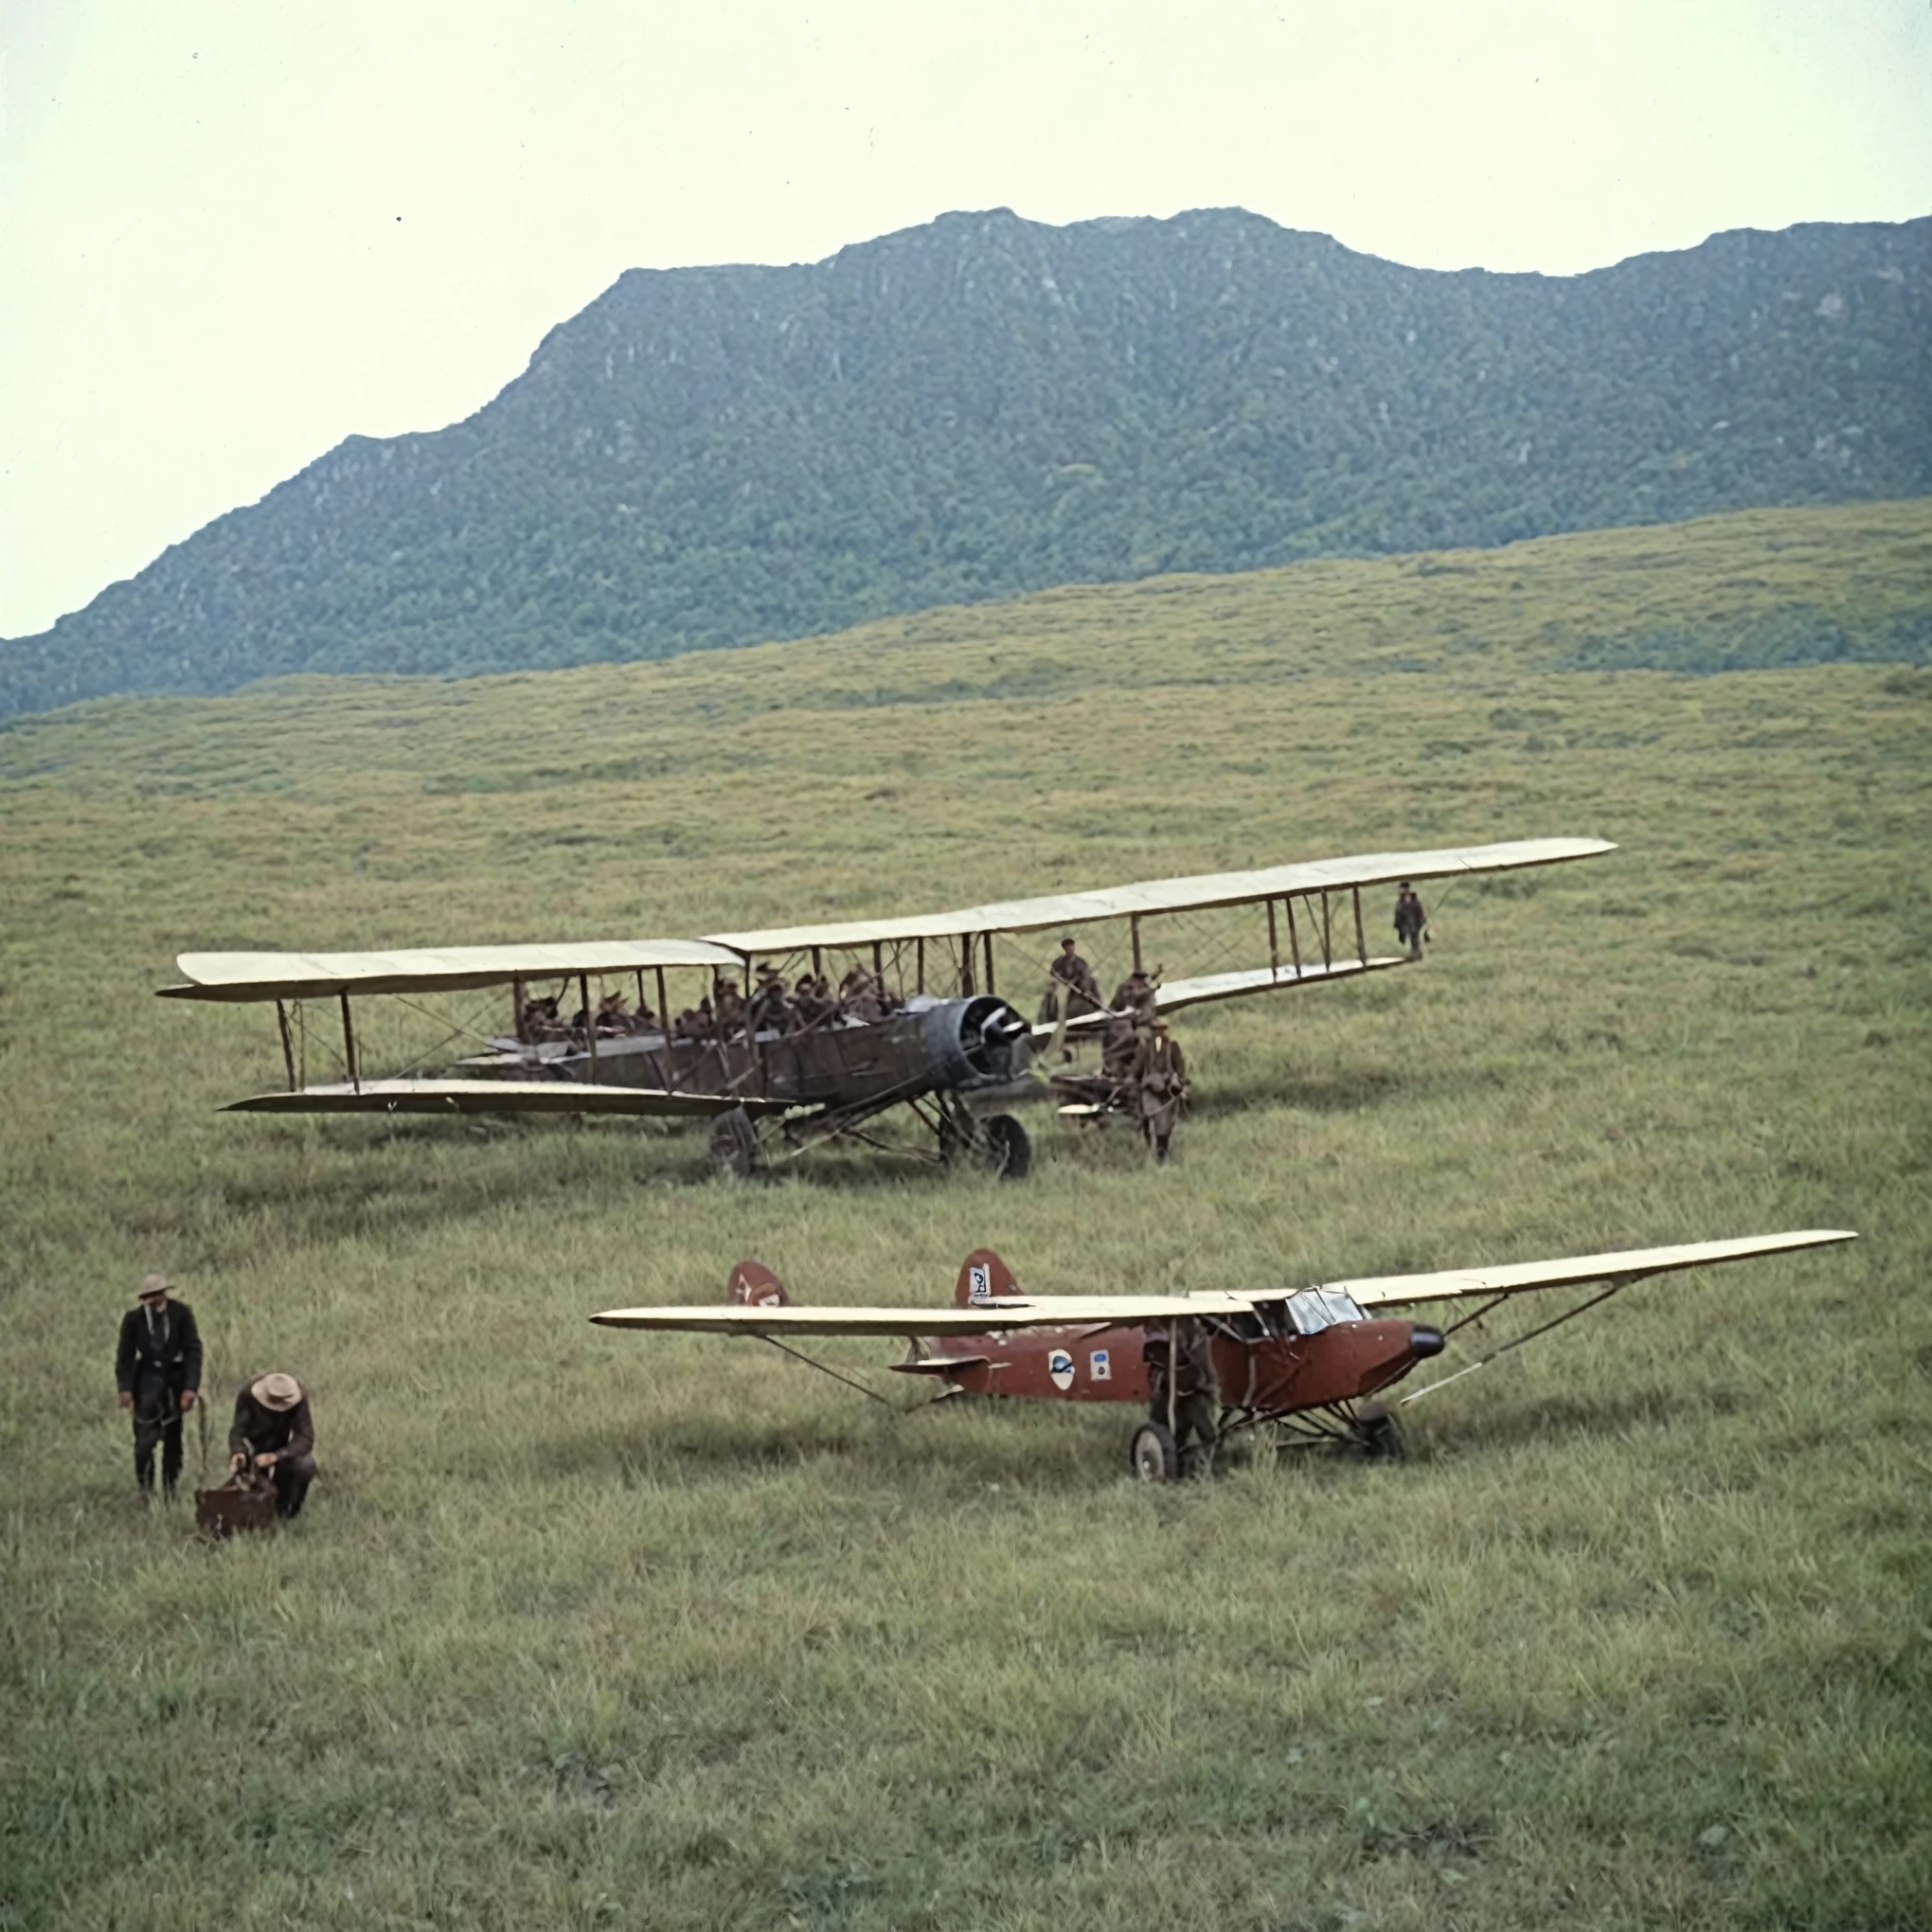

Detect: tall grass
[1,504,1928,1928]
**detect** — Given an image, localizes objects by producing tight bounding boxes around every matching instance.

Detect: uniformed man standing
[1109,967,1159,1026]
[1043,936,1103,1021]
[1130,1018,1189,1162]
[1393,883,1428,960]
[115,1273,203,1501]
[1145,1317,1221,1476]
[1099,1010,1138,1087]
[228,1372,317,1519]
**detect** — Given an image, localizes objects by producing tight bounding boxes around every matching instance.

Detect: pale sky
[2,0,1928,640]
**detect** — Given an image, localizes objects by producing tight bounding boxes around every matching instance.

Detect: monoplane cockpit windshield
[1283,1286,1368,1335]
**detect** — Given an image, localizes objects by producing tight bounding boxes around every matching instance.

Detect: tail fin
[956,1248,1023,1307]
[727,1258,791,1308]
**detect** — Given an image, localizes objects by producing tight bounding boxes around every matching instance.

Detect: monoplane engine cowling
[920,996,1031,1090]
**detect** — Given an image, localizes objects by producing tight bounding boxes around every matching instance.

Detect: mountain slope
[5,206,1928,719]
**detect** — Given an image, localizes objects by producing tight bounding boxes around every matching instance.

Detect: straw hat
[137,1273,173,1300]
[251,1372,302,1412]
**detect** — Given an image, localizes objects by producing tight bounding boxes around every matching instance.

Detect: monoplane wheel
[1129,1421,1179,1482]
[1359,1403,1405,1461]
[981,1114,1031,1181]
[707,1105,764,1179]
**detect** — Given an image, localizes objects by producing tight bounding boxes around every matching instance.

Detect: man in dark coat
[116,1273,203,1499]
[228,1372,318,1518]
[1393,883,1428,960]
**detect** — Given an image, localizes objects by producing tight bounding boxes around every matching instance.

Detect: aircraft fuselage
[899,1316,1442,1416]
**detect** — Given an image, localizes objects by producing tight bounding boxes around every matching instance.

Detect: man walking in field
[1131,1018,1189,1163]
[1393,883,1428,960]
[116,1272,202,1501]
[228,1372,317,1519]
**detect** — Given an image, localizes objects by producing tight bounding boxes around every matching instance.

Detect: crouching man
[228,1371,317,1518]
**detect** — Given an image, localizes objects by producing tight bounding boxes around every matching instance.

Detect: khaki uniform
[1146,1318,1221,1472]
[839,970,885,1023]
[792,978,834,1029]
[1043,950,1103,1021]
[1099,1014,1138,1082]
[1131,1030,1189,1159]
[747,979,791,1034]
[1394,889,1427,960]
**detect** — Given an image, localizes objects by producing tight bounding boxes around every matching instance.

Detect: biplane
[592,1228,1856,1477]
[160,836,1612,1177]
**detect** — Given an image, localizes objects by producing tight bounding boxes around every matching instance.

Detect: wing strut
[275,999,296,1092]
[1399,1280,1630,1404]
[754,1333,904,1410]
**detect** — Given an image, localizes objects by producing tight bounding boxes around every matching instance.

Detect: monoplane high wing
[590,1290,1260,1338]
[593,1231,1855,1338]
[1326,1230,1857,1310]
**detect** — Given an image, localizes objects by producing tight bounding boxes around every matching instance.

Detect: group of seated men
[520,962,903,1049]
[672,963,903,1041]
[518,991,662,1043]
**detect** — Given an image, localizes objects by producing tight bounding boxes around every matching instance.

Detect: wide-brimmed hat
[137,1272,172,1300]
[251,1372,302,1412]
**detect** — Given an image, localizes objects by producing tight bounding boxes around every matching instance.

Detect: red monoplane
[592,1228,1855,1478]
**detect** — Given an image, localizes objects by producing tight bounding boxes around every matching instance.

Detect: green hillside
[2,506,1928,1926]
[3,206,1927,719]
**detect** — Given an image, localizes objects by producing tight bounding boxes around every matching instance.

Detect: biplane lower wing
[1334,1229,1857,1309]
[224,1079,791,1119]
[1040,956,1408,1039]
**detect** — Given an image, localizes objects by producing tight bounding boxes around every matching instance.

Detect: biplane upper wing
[1330,1230,1857,1310]
[590,1289,1259,1337]
[704,836,1615,953]
[161,939,742,1002]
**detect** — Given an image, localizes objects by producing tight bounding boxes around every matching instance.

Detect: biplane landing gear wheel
[981,1114,1031,1181]
[707,1106,766,1179]
[1359,1403,1405,1461]
[1129,1422,1179,1482]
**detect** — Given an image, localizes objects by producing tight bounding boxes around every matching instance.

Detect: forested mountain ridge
[6,206,1928,720]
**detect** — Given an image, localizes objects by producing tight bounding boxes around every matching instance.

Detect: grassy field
[2,501,1929,1929]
